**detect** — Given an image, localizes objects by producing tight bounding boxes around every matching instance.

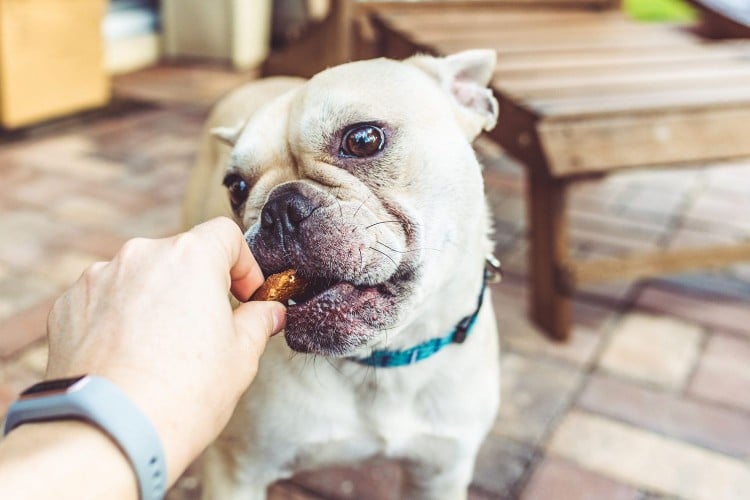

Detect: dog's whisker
[325,357,345,377]
[375,241,442,254]
[375,241,408,254]
[334,189,344,219]
[352,193,373,220]
[312,355,326,385]
[367,246,399,268]
[364,220,401,230]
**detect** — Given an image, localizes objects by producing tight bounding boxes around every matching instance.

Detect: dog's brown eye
[340,125,384,158]
[223,174,250,210]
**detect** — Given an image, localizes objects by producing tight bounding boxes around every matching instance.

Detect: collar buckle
[452,316,472,344]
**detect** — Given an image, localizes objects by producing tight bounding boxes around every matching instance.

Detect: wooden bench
[264,0,750,341]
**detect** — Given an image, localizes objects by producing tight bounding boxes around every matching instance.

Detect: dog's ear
[211,119,247,147]
[408,49,499,140]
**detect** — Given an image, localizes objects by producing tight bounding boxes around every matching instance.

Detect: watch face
[20,375,87,397]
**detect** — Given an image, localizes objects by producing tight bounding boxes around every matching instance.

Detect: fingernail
[270,302,287,335]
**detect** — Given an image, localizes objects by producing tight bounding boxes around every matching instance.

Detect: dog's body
[183,51,501,500]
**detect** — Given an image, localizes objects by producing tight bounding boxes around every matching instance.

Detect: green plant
[624,0,697,22]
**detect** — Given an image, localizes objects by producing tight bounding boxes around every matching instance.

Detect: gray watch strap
[3,375,167,500]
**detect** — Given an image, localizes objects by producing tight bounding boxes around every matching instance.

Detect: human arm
[0,217,285,499]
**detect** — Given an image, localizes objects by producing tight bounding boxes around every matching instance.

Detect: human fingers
[233,300,286,350]
[228,241,265,302]
[188,217,264,300]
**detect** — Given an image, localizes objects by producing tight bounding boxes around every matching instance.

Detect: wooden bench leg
[527,173,571,341]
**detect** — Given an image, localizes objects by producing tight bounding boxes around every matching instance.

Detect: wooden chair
[264,0,750,341]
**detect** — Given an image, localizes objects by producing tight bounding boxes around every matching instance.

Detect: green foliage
[623,0,697,22]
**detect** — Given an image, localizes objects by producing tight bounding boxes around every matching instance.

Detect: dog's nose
[260,186,316,235]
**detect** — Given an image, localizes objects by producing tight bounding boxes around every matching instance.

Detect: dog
[183,49,501,500]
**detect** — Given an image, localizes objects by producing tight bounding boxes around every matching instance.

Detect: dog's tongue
[250,269,310,304]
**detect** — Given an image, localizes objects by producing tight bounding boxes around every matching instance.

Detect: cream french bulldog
[183,50,501,500]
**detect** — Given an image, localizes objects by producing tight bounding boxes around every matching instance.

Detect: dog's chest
[293,393,456,468]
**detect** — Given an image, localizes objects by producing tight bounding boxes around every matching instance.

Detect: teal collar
[348,265,495,368]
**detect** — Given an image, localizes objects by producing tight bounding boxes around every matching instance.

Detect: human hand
[44,217,285,483]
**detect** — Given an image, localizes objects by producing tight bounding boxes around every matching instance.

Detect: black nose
[260,186,316,236]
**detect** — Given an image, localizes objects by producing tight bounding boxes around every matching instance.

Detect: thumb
[233,300,286,348]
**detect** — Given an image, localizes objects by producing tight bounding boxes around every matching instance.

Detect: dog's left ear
[211,119,247,147]
[409,49,499,140]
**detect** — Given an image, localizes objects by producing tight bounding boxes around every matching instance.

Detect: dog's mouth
[287,276,379,318]
[254,264,408,356]
[286,274,341,307]
[265,268,384,314]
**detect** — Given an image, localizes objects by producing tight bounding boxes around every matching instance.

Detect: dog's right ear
[408,49,499,140]
[211,119,247,147]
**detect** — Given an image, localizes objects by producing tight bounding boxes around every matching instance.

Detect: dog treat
[251,269,309,304]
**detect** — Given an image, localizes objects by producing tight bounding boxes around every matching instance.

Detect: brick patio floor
[1,64,750,499]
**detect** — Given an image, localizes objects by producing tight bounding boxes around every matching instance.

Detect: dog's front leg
[201,441,276,500]
[401,456,474,500]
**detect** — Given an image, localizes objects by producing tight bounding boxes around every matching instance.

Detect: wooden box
[0,0,110,128]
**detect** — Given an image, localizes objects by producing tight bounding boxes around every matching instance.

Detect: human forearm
[0,421,137,500]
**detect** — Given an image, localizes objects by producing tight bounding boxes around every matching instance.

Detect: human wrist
[4,375,171,498]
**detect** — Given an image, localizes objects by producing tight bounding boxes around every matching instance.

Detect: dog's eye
[340,124,384,158]
[223,174,250,210]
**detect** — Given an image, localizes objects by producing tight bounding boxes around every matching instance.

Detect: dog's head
[216,51,498,356]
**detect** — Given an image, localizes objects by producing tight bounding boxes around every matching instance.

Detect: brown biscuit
[250,269,310,304]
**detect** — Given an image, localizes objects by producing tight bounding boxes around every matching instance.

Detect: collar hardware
[452,316,473,344]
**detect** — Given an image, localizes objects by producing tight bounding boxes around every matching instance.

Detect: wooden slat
[494,49,750,78]
[511,75,750,101]
[383,9,625,29]
[397,23,688,49]
[562,242,750,290]
[423,31,697,56]
[499,64,750,100]
[362,0,618,18]
[498,57,750,85]
[411,22,694,45]
[537,106,750,176]
[530,84,750,117]
[375,9,700,61]
[492,42,750,74]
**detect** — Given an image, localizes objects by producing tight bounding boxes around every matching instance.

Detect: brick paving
[1,64,750,499]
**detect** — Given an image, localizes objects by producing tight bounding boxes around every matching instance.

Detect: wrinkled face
[222,58,487,356]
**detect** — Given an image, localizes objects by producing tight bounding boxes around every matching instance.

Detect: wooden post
[527,171,571,341]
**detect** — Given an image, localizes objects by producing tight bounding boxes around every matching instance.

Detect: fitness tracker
[3,375,167,500]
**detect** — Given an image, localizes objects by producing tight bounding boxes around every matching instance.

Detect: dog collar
[349,257,501,368]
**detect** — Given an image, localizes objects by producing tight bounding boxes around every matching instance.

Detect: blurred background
[1,1,750,499]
